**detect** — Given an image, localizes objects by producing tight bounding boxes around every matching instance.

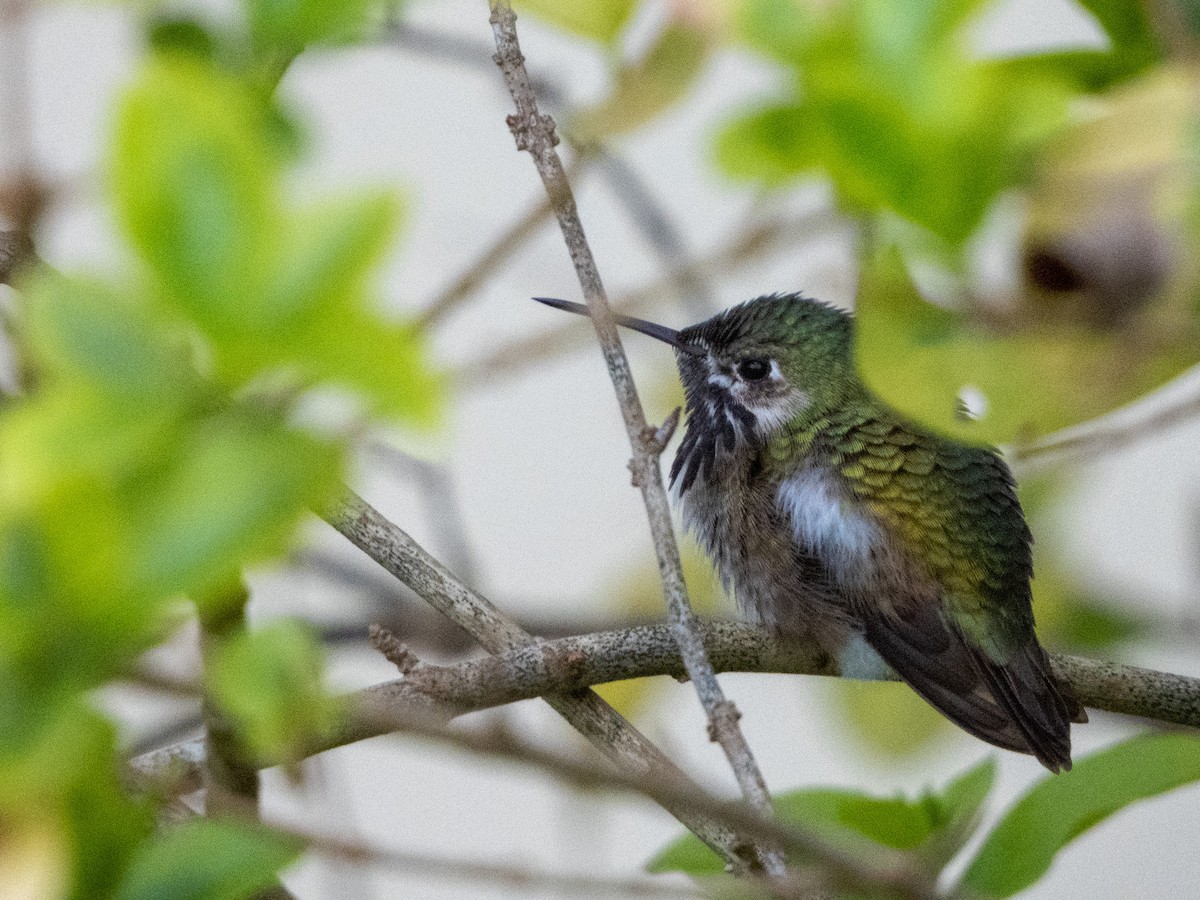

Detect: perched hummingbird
[536,293,1083,772]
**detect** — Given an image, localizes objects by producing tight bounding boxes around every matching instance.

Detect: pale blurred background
[15,0,1200,896]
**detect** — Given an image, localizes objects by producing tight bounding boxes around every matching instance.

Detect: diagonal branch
[321,487,751,871]
[485,1,785,876]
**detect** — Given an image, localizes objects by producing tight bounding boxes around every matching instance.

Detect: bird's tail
[860,605,1081,772]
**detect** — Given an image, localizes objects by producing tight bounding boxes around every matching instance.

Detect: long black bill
[533,297,703,356]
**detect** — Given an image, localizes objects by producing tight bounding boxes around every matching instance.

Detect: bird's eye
[737,358,771,381]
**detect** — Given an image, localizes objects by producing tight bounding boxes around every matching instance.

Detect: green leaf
[831,680,951,759]
[514,0,636,43]
[261,193,401,328]
[21,273,198,402]
[248,0,374,51]
[960,733,1200,897]
[572,22,712,140]
[207,620,344,766]
[649,760,995,878]
[112,57,277,328]
[722,0,1076,244]
[112,820,300,900]
[854,248,1200,445]
[1075,0,1160,80]
[128,410,340,600]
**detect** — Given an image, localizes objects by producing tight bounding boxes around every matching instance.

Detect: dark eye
[737,358,771,381]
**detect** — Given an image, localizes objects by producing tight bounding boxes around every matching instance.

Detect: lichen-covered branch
[344,624,1200,743]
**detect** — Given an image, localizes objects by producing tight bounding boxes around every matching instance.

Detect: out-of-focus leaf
[830,680,950,759]
[1074,0,1160,80]
[207,620,344,766]
[21,274,197,402]
[112,820,300,900]
[854,248,1200,445]
[1021,69,1199,330]
[514,0,636,43]
[147,15,220,61]
[113,58,277,326]
[721,0,1075,245]
[960,733,1200,897]
[129,411,340,600]
[649,760,995,877]
[0,816,68,900]
[1030,561,1144,653]
[572,22,712,140]
[247,0,374,51]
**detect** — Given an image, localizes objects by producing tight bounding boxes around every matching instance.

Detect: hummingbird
[536,293,1083,772]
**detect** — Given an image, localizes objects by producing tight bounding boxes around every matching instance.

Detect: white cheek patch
[777,468,881,583]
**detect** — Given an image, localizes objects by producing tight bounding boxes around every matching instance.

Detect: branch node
[505,111,560,154]
[707,699,743,744]
[641,406,681,456]
[369,624,423,675]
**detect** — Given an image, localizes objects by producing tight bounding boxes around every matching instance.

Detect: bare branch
[353,623,1200,732]
[321,487,752,871]
[198,582,261,819]
[415,157,589,328]
[485,1,784,875]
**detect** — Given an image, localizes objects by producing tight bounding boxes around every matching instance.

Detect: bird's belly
[677,475,855,642]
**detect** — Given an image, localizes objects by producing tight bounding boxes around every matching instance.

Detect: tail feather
[860,605,1077,772]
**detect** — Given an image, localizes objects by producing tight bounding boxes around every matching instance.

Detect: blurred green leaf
[207,620,344,765]
[572,21,712,140]
[113,820,300,900]
[247,0,374,51]
[722,0,1075,244]
[514,0,636,43]
[649,759,995,878]
[831,680,951,759]
[1074,0,1160,81]
[960,733,1200,897]
[854,248,1200,444]
[113,58,277,325]
[129,410,340,600]
[21,273,198,402]
[147,15,220,62]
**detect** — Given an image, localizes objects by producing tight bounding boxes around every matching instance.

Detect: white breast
[776,466,882,584]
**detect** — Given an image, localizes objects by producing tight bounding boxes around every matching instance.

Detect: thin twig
[321,487,752,871]
[593,150,714,319]
[485,1,785,876]
[197,582,263,823]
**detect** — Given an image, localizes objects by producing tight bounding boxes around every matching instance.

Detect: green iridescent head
[534,293,860,442]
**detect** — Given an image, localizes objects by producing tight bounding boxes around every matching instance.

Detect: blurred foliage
[514,0,637,43]
[6,0,1200,896]
[0,0,434,895]
[856,246,1200,445]
[827,679,950,759]
[650,734,1200,896]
